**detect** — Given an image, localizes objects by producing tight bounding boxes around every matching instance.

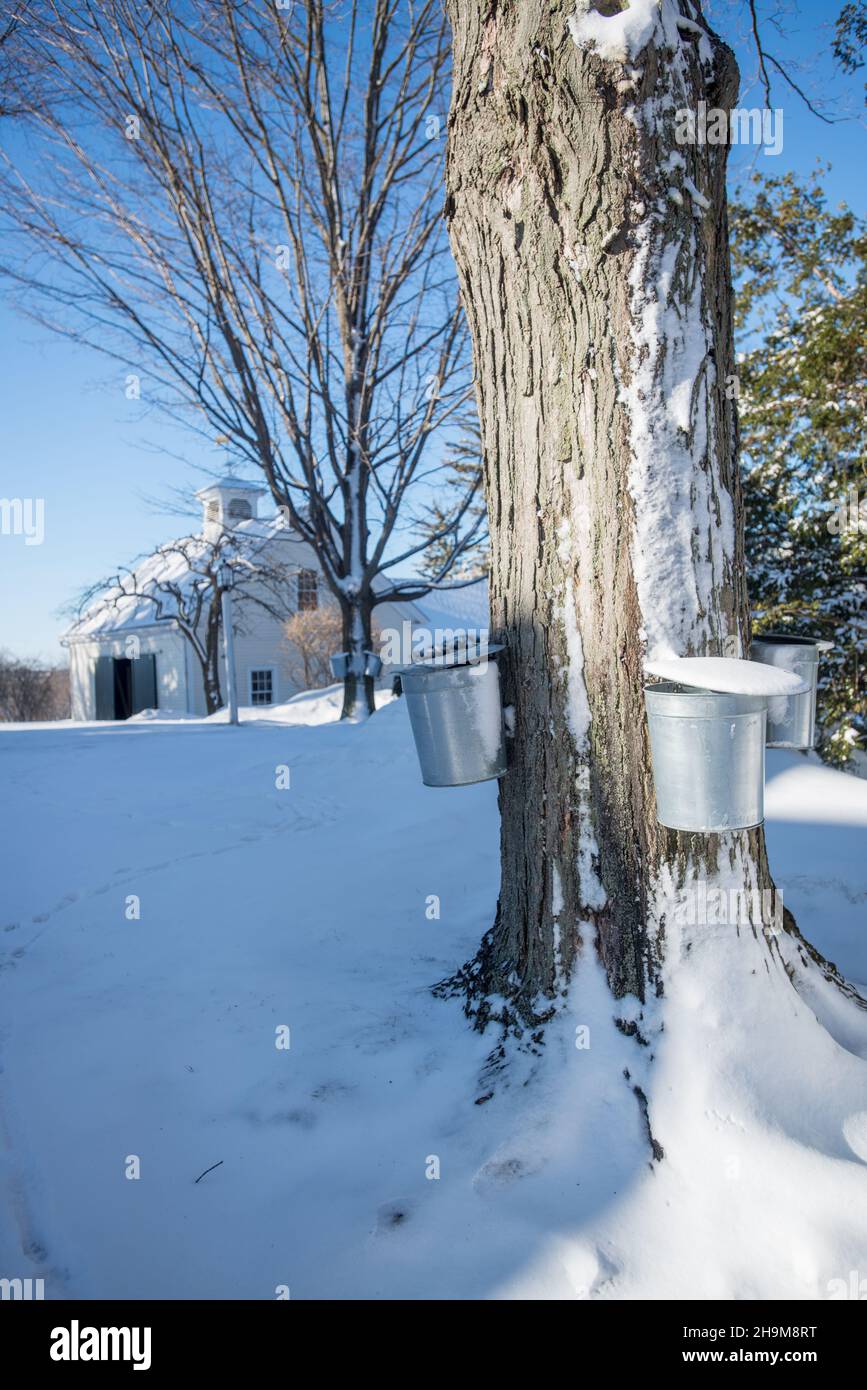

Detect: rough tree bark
[3,1,482,730]
[202,596,225,718]
[441,0,856,1034]
[339,593,376,723]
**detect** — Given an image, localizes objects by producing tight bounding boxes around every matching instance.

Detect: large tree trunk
[442,0,782,1029]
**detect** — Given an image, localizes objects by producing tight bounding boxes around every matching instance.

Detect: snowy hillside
[1,693,866,1299]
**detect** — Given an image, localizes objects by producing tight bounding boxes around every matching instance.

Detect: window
[228,498,253,521]
[249,668,275,705]
[297,569,318,612]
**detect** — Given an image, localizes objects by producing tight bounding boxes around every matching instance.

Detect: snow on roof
[399,577,490,634]
[64,513,291,640]
[195,476,265,497]
[66,524,489,643]
[66,543,195,639]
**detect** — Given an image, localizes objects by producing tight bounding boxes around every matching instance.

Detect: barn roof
[63,515,291,641]
[63,510,489,644]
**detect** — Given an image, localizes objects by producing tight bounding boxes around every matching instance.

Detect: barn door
[131,654,157,714]
[94,656,115,720]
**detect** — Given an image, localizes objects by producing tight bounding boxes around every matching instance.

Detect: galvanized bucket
[750,634,820,749]
[645,682,767,832]
[331,650,383,681]
[401,646,507,787]
[364,650,383,679]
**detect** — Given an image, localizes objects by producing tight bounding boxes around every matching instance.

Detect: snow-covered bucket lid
[397,640,504,674]
[644,681,767,717]
[644,655,809,697]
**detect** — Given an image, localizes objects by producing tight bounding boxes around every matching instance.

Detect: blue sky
[1,0,863,662]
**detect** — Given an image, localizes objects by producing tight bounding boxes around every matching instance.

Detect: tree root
[432,921,557,1040]
[774,904,867,1010]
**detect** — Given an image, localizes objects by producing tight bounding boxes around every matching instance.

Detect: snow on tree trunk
[442,0,798,1028]
[340,595,375,722]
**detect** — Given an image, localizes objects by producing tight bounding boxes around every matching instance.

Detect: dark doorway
[113,658,133,720]
[94,654,157,720]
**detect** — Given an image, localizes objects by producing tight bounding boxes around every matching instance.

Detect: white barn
[63,477,488,721]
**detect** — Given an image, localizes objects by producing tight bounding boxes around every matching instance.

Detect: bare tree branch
[0,0,485,718]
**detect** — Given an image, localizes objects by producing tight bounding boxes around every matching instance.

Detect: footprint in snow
[284,1108,317,1130]
[842,1111,867,1164]
[473,1151,546,1193]
[310,1080,355,1101]
[244,1106,317,1130]
[374,1199,414,1233]
[475,1156,526,1186]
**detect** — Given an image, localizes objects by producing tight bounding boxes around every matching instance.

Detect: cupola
[195,477,266,542]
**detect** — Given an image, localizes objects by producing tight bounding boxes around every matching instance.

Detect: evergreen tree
[417,419,488,582]
[834,1,867,102]
[731,168,867,766]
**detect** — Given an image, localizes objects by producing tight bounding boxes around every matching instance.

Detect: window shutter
[131,654,157,713]
[94,656,115,720]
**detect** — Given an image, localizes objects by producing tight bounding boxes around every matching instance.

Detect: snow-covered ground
[1,690,866,1299]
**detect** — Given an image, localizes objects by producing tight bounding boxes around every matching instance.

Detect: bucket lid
[644,681,767,716]
[644,655,808,697]
[397,641,504,674]
[752,632,832,654]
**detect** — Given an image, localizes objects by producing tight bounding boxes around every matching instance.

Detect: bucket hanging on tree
[644,682,768,832]
[401,643,507,787]
[749,634,828,749]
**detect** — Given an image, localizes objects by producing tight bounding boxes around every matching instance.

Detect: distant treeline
[0,653,69,722]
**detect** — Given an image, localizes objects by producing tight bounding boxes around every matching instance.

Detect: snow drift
[1,695,866,1299]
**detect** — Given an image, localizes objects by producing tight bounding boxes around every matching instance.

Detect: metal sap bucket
[750,634,821,749]
[364,650,383,679]
[401,646,507,787]
[645,682,767,832]
[331,651,383,680]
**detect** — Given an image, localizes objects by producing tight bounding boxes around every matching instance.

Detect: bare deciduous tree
[283,605,345,693]
[1,0,485,720]
[283,604,385,693]
[0,651,69,721]
[0,1,33,119]
[73,523,298,716]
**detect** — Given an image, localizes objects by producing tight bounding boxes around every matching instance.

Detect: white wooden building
[63,477,487,721]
